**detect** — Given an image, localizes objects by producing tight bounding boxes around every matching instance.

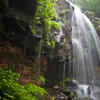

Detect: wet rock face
[0,0,47,84]
[0,0,41,54]
[0,39,48,85]
[9,0,37,15]
[0,0,73,86]
[0,0,9,32]
[0,0,40,44]
[57,0,69,10]
[0,0,9,13]
[67,79,78,88]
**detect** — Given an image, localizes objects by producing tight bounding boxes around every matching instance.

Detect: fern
[39,76,46,85]
[0,67,47,100]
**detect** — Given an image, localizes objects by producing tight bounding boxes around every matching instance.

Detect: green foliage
[63,78,71,82]
[59,78,73,87]
[44,38,51,46]
[51,40,56,50]
[25,84,47,99]
[59,81,65,87]
[76,0,100,16]
[51,97,55,100]
[51,21,61,29]
[66,42,69,49]
[33,0,62,50]
[44,19,51,33]
[86,0,100,13]
[96,27,99,31]
[60,9,69,16]
[31,26,36,35]
[36,0,58,20]
[34,17,42,25]
[35,0,61,33]
[46,41,51,46]
[89,11,94,15]
[59,6,62,10]
[8,64,15,71]
[63,38,66,43]
[39,76,46,85]
[0,67,47,100]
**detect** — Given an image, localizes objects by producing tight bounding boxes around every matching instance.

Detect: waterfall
[78,85,89,97]
[67,0,100,99]
[70,1,100,85]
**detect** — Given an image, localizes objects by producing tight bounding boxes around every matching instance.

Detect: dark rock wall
[0,0,73,87]
[9,0,37,15]
[43,0,73,87]
[0,0,45,85]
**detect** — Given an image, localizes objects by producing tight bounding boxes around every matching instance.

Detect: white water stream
[67,0,100,99]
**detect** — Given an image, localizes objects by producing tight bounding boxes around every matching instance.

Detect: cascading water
[67,0,100,99]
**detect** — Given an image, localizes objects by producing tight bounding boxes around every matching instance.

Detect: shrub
[0,67,47,100]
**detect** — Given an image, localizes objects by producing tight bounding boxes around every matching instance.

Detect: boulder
[73,89,83,99]
[67,79,78,89]
[92,90,100,100]
[53,85,61,94]
[53,30,63,42]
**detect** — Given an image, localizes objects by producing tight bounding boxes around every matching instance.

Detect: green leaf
[51,40,55,50]
[31,28,36,35]
[63,38,66,42]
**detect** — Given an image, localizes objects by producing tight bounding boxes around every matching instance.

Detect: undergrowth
[0,67,47,100]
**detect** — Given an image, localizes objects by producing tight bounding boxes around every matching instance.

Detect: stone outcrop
[0,0,47,85]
